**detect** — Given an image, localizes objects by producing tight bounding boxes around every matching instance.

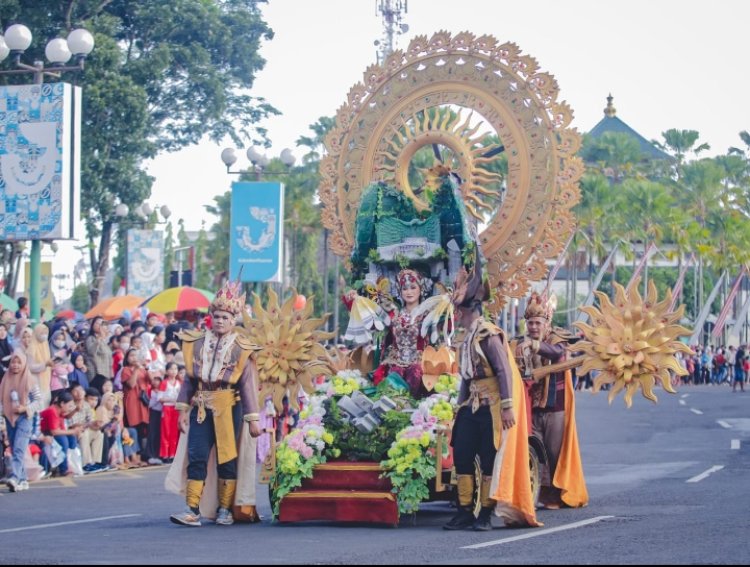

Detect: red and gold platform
[278,461,399,526]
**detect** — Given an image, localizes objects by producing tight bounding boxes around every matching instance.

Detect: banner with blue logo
[0,82,81,241]
[230,181,284,283]
[126,229,165,297]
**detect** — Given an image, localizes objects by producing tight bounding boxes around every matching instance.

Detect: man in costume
[444,263,517,531]
[168,281,262,527]
[515,291,588,509]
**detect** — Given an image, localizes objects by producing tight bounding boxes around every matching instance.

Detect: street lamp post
[220,147,296,294]
[0,24,94,321]
[221,146,296,178]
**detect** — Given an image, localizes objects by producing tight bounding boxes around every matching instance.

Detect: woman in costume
[345,268,432,398]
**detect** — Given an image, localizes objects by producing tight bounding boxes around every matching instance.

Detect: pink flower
[300,445,314,459]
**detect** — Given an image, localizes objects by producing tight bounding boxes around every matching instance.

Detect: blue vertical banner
[0,82,81,240]
[230,181,284,283]
[126,229,164,297]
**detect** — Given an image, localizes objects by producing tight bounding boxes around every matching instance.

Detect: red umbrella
[54,309,83,321]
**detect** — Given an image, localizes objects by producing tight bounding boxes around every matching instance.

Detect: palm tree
[613,179,676,295]
[679,159,728,311]
[657,129,711,176]
[296,116,336,163]
[576,172,616,288]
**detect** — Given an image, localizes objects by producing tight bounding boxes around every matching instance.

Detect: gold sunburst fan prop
[240,288,335,412]
[320,31,583,312]
[574,279,693,408]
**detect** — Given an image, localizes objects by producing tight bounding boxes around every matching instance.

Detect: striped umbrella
[140,286,215,314]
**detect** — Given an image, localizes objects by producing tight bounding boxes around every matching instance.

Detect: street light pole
[28,62,43,320]
[220,147,296,295]
[0,24,94,321]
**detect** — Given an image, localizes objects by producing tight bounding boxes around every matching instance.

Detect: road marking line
[0,514,141,534]
[731,439,740,450]
[679,400,686,406]
[686,465,724,483]
[690,408,703,415]
[461,516,615,549]
[681,394,690,399]
[717,420,731,429]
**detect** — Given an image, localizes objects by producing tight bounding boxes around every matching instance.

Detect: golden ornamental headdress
[524,291,556,321]
[211,280,246,316]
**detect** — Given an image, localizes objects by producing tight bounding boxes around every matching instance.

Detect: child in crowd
[159,362,181,463]
[50,353,74,400]
[69,352,90,390]
[110,335,124,378]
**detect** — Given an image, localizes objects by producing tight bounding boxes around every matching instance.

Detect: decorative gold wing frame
[320,31,583,312]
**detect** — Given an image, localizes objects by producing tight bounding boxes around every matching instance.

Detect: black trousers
[187,404,241,481]
[452,405,497,476]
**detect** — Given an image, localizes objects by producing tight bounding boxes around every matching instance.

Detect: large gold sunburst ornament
[574,279,693,408]
[320,31,584,311]
[241,289,334,412]
[375,107,503,221]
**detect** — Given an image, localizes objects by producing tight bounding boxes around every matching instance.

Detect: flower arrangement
[434,373,459,399]
[271,394,333,516]
[317,369,369,397]
[380,393,455,513]
[274,369,460,517]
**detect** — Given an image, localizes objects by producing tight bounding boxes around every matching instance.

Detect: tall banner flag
[230,182,284,283]
[24,261,53,314]
[730,292,750,338]
[689,271,727,345]
[668,254,696,312]
[126,230,164,298]
[0,83,81,241]
[712,269,747,338]
[544,232,575,295]
[626,242,657,292]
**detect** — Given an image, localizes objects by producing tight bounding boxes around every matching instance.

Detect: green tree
[193,222,210,289]
[657,128,710,174]
[204,191,232,287]
[0,1,277,306]
[71,283,90,313]
[580,132,643,182]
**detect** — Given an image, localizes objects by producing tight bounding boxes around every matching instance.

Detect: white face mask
[120,341,130,351]
[54,339,66,348]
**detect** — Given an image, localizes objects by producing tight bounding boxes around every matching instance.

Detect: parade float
[242,31,691,525]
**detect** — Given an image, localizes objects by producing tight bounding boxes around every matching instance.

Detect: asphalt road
[1,385,748,565]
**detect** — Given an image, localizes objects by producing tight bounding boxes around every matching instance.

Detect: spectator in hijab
[85,317,113,394]
[49,352,74,399]
[0,350,45,491]
[27,325,53,406]
[49,329,69,355]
